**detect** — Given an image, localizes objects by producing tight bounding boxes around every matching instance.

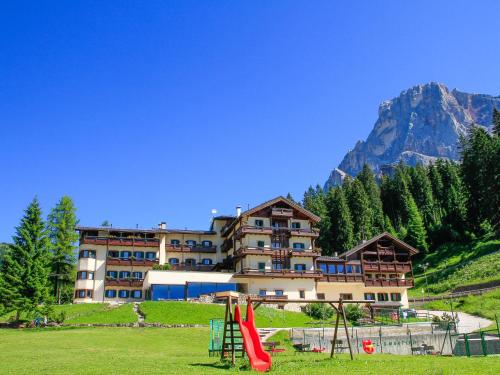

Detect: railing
[233,246,320,258]
[82,236,159,247]
[320,274,364,283]
[236,268,323,278]
[165,244,217,253]
[363,261,412,273]
[235,225,319,238]
[105,278,144,287]
[364,278,414,287]
[106,257,159,266]
[271,208,294,217]
[169,264,214,272]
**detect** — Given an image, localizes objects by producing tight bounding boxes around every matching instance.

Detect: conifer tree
[428,163,445,221]
[346,179,373,242]
[408,164,438,228]
[0,198,51,320]
[48,196,79,304]
[326,187,355,252]
[493,108,500,136]
[303,185,331,254]
[357,164,385,232]
[405,196,428,252]
[437,160,467,233]
[384,215,398,237]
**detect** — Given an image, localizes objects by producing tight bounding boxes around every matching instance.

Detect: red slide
[234,304,272,372]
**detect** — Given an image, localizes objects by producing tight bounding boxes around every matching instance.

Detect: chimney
[158,222,167,230]
[236,206,241,217]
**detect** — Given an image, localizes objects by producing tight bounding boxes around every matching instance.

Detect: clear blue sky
[1,1,499,241]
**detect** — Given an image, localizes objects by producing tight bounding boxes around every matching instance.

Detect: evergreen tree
[428,163,445,221]
[357,164,385,232]
[437,160,467,233]
[405,195,428,252]
[48,196,79,304]
[285,192,296,204]
[346,179,373,242]
[326,187,355,252]
[408,164,438,229]
[303,185,331,254]
[384,215,397,237]
[493,107,500,136]
[0,198,51,320]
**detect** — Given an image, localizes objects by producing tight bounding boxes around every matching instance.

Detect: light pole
[419,263,430,316]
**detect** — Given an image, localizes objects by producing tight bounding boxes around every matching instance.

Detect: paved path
[418,310,492,333]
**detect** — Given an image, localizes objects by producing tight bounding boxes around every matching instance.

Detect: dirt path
[417,310,492,333]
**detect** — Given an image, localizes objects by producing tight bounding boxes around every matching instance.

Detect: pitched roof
[339,232,419,258]
[239,196,321,222]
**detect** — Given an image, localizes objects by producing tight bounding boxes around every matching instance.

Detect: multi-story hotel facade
[74,196,417,308]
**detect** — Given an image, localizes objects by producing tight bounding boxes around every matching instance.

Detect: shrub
[344,304,364,323]
[152,264,171,271]
[304,303,334,320]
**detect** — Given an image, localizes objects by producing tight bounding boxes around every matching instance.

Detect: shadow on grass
[190,361,251,371]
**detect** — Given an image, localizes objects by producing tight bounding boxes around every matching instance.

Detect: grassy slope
[0,327,498,375]
[58,303,137,324]
[140,301,322,327]
[410,239,500,297]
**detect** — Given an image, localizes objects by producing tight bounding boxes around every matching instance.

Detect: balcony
[170,264,214,272]
[364,278,414,287]
[81,236,159,247]
[320,274,364,283]
[271,207,294,218]
[363,261,412,273]
[234,268,323,279]
[105,278,144,287]
[235,225,319,239]
[233,246,320,258]
[165,244,217,253]
[106,257,159,267]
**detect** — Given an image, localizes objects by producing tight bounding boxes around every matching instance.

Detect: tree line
[302,109,500,255]
[0,196,78,320]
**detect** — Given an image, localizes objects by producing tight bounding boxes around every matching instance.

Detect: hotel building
[74,196,417,308]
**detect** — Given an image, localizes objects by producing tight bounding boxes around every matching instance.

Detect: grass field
[0,327,498,375]
[140,301,321,327]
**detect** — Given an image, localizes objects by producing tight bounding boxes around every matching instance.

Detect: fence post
[496,314,499,337]
[464,333,470,357]
[480,331,487,356]
[379,326,383,353]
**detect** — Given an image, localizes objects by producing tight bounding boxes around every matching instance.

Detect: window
[364,293,376,301]
[272,262,283,270]
[354,265,361,274]
[255,219,264,227]
[118,290,130,298]
[131,290,142,299]
[328,264,337,274]
[272,241,281,249]
[77,271,94,280]
[258,262,266,272]
[107,270,118,279]
[105,290,117,298]
[120,251,132,259]
[294,264,306,271]
[108,250,119,258]
[133,251,144,259]
[340,293,353,300]
[202,240,212,247]
[377,293,389,301]
[319,263,328,273]
[346,265,353,274]
[186,240,197,247]
[337,264,345,274]
[275,290,284,297]
[119,271,131,279]
[259,289,267,297]
[299,290,305,299]
[291,222,301,229]
[257,240,265,248]
[132,271,143,279]
[79,250,96,259]
[171,239,180,246]
[201,258,213,265]
[317,293,325,300]
[145,252,156,260]
[185,258,196,266]
[293,243,305,250]
[168,258,179,265]
[75,290,92,298]
[391,293,402,302]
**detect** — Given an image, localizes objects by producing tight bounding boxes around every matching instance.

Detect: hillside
[325,82,500,188]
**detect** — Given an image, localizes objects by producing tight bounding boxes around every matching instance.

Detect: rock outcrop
[325,82,500,188]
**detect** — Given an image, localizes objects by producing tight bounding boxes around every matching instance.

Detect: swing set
[216,292,374,370]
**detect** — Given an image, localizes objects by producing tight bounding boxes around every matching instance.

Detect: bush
[304,303,334,320]
[344,304,364,323]
[152,264,171,271]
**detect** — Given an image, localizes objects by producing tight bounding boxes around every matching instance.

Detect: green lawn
[140,301,321,327]
[0,327,498,374]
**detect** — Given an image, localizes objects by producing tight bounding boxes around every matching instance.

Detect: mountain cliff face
[324,82,500,190]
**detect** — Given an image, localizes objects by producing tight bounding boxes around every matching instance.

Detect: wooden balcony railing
[271,208,294,218]
[235,268,323,279]
[165,244,217,253]
[235,225,319,239]
[106,257,158,266]
[233,246,320,258]
[105,278,144,287]
[364,278,414,287]
[320,274,364,283]
[362,261,412,273]
[81,236,159,247]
